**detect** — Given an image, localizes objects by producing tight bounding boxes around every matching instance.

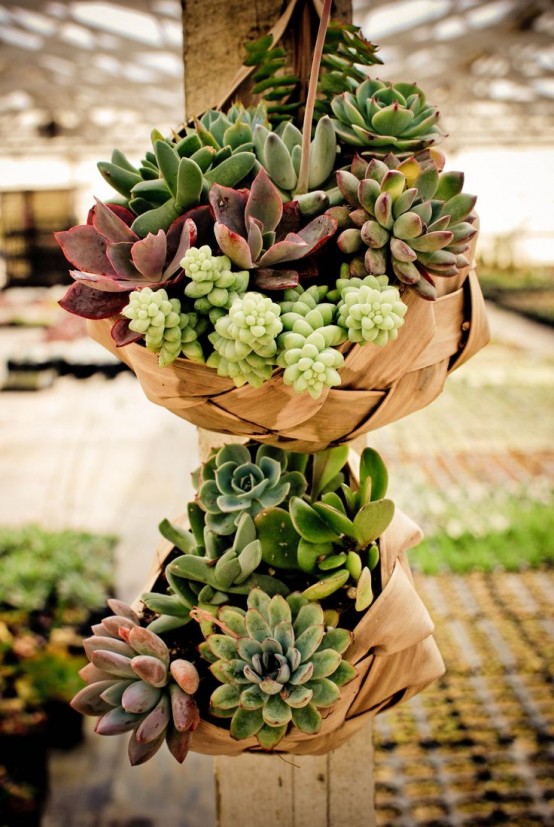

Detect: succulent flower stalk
[196,588,357,750]
[70,599,200,766]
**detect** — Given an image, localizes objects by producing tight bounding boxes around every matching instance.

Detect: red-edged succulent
[55,200,210,320]
[209,168,338,290]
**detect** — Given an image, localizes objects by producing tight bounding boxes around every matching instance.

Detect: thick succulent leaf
[353,498,395,546]
[129,626,170,664]
[240,685,265,710]
[317,628,352,655]
[329,660,358,687]
[355,566,374,611]
[91,650,135,679]
[435,170,464,201]
[247,587,271,619]
[79,662,114,683]
[312,502,355,539]
[247,216,264,262]
[169,660,200,695]
[170,684,200,732]
[128,728,166,766]
[359,447,388,503]
[301,569,350,601]
[207,634,238,661]
[111,318,143,347]
[70,680,118,716]
[318,552,348,571]
[309,649,342,680]
[310,445,349,501]
[165,726,192,764]
[284,684,313,708]
[273,620,294,653]
[294,624,325,663]
[291,702,321,734]
[263,693,292,727]
[130,230,167,278]
[252,268,300,290]
[256,723,288,750]
[245,608,272,642]
[268,594,292,628]
[219,607,247,638]
[135,693,171,744]
[211,683,241,711]
[130,655,168,688]
[293,602,325,637]
[209,184,248,234]
[255,507,301,571]
[290,497,341,543]
[95,707,144,735]
[83,635,134,659]
[106,242,140,279]
[257,233,308,267]
[297,539,329,574]
[93,198,139,243]
[121,680,162,714]
[308,677,341,707]
[245,167,283,232]
[259,678,284,695]
[163,217,196,278]
[214,222,254,269]
[439,192,477,224]
[55,225,116,276]
[230,706,264,740]
[214,554,242,589]
[236,539,262,583]
[59,280,129,319]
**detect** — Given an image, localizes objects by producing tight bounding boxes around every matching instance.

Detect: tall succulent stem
[296,0,333,194]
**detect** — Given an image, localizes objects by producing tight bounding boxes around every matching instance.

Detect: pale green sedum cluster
[336,274,407,345]
[207,292,283,387]
[122,288,203,367]
[181,245,249,313]
[277,286,346,399]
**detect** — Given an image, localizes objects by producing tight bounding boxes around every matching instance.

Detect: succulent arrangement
[55,11,477,396]
[72,441,398,763]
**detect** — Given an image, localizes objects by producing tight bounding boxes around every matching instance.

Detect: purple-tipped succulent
[55,200,207,320]
[209,168,338,290]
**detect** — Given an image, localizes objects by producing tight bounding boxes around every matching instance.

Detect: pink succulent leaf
[257,233,308,266]
[58,282,130,319]
[163,218,196,279]
[295,214,338,255]
[68,270,136,292]
[111,318,143,347]
[93,198,139,243]
[245,167,283,233]
[209,185,248,235]
[87,202,135,227]
[247,216,264,262]
[55,225,116,277]
[131,230,167,280]
[107,242,142,279]
[214,222,254,269]
[276,201,302,241]
[253,268,300,290]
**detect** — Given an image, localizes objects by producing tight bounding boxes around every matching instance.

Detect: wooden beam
[182,2,375,824]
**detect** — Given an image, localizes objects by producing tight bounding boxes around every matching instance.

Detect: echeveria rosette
[207,292,283,388]
[122,287,205,366]
[335,274,407,346]
[330,79,446,157]
[198,443,307,535]
[181,246,249,313]
[70,599,200,766]
[335,154,477,300]
[195,588,357,750]
[55,198,198,323]
[209,167,337,290]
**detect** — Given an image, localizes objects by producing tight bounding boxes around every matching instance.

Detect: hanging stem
[296,0,333,194]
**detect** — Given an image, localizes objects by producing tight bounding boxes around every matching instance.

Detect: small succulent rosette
[72,443,444,765]
[56,19,489,452]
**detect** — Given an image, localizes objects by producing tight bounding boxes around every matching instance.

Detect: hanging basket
[136,505,444,757]
[88,231,489,453]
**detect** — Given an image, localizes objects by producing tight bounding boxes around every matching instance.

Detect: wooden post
[183,2,375,824]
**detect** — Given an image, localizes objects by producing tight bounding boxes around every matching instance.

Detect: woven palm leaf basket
[89,230,488,453]
[135,461,444,757]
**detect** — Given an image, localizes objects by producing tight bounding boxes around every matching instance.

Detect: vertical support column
[184,1,375,823]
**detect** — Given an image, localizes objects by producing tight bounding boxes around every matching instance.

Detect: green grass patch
[478,265,554,326]
[409,499,554,575]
